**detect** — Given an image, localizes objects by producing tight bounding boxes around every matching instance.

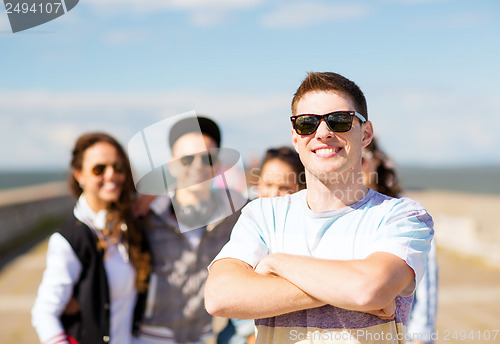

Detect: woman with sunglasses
[32,132,151,344]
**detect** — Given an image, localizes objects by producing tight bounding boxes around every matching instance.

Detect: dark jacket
[136,191,246,343]
[58,214,111,344]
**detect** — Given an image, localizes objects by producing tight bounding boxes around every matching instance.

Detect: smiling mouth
[313,147,342,157]
[102,182,120,192]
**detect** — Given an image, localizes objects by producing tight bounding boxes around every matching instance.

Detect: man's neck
[175,188,211,207]
[305,172,369,212]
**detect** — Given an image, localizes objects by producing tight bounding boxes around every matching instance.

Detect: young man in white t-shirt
[205,72,434,343]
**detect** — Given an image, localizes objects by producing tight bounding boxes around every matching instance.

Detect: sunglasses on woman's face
[179,153,217,167]
[91,162,125,176]
[290,111,366,136]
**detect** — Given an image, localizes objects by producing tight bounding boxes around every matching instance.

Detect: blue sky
[1,0,499,170]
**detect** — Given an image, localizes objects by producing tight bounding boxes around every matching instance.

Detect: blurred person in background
[257,146,306,198]
[362,137,438,344]
[133,116,252,344]
[31,132,151,344]
[218,146,305,344]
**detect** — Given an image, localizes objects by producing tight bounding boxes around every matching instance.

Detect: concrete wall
[0,182,73,255]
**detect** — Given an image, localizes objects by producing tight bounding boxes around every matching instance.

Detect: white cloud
[384,0,452,4]
[84,0,262,14]
[412,11,493,30]
[81,0,263,27]
[103,28,150,45]
[2,85,498,169]
[0,89,290,169]
[189,11,227,27]
[166,0,262,11]
[260,2,370,28]
[369,85,500,167]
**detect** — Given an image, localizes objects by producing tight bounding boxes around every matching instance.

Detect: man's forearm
[204,258,325,319]
[256,252,414,312]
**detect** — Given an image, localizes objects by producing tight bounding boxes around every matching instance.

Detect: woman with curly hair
[361,137,402,197]
[32,132,151,344]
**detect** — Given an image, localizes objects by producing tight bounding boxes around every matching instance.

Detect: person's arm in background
[31,233,82,344]
[408,240,438,344]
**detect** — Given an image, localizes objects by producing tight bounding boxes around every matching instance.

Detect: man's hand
[254,254,280,276]
[64,297,80,315]
[365,300,396,320]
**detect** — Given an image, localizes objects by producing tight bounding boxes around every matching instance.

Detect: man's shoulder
[364,190,425,211]
[244,189,305,210]
[363,190,433,228]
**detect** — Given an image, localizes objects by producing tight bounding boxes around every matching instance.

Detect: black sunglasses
[91,162,125,176]
[290,111,366,136]
[179,153,217,167]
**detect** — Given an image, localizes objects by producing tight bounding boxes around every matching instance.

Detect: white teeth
[102,182,118,190]
[315,148,340,155]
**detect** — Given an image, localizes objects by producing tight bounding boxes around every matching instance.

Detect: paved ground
[434,249,500,343]
[1,240,499,344]
[0,241,47,344]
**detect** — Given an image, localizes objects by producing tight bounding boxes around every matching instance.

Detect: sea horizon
[1,165,500,196]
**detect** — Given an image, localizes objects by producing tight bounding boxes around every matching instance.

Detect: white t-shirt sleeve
[31,232,82,343]
[210,200,270,269]
[368,198,434,295]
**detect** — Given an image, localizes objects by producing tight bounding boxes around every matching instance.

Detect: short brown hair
[291,72,368,121]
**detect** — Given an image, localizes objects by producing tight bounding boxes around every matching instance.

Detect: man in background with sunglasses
[205,72,434,343]
[133,116,253,344]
